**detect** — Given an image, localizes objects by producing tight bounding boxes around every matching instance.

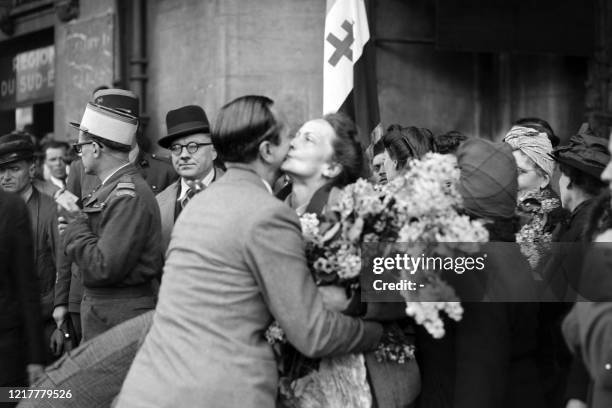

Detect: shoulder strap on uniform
[110,175,137,200]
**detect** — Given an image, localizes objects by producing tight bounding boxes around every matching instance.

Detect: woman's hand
[318,286,350,312]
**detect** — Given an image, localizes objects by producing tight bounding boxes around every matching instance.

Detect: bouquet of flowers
[269,153,489,407]
[299,153,489,338]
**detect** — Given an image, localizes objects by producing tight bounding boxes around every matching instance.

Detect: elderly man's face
[171,133,217,181]
[0,160,34,194]
[45,147,68,179]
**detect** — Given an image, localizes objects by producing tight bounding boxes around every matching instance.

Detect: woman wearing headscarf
[416,138,544,408]
[504,126,564,272]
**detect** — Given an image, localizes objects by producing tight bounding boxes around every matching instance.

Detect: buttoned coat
[62,165,163,341]
[27,187,59,321]
[63,164,162,288]
[116,166,382,408]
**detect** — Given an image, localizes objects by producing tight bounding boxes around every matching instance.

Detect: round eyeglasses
[170,142,213,156]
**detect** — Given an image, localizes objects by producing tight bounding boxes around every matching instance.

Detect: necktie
[180,181,205,210]
[181,188,196,209]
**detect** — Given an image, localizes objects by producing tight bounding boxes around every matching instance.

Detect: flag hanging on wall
[324,0,381,147]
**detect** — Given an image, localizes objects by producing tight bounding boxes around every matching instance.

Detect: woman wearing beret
[417,137,544,408]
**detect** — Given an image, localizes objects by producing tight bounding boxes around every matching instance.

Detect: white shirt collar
[101,162,131,186]
[49,174,65,189]
[177,168,216,201]
[261,179,273,195]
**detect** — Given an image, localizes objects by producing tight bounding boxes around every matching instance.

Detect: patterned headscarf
[456,138,518,220]
[504,126,554,180]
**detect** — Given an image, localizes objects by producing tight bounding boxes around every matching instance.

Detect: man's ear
[92,141,102,158]
[258,140,273,164]
[322,162,342,179]
[211,147,218,161]
[28,162,36,178]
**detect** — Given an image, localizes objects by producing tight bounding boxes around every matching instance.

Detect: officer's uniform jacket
[134,150,178,195]
[55,156,173,312]
[63,164,163,289]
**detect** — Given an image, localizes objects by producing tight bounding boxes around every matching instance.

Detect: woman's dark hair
[434,130,468,154]
[212,95,283,163]
[382,124,434,170]
[559,163,606,197]
[323,112,368,187]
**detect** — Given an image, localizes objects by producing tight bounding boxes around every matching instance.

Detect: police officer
[60,101,163,342]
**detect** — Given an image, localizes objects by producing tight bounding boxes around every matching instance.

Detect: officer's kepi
[69,102,138,148]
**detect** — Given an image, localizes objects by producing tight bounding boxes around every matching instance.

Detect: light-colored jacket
[116,166,381,408]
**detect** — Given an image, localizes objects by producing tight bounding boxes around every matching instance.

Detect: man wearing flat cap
[61,101,163,342]
[156,105,224,254]
[0,132,59,364]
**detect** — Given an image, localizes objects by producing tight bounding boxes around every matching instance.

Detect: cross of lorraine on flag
[324,0,381,147]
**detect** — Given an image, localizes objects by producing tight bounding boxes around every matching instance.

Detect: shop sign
[0,45,55,110]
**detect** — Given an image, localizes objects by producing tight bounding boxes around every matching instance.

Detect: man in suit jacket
[0,189,45,393]
[116,95,382,408]
[155,105,224,254]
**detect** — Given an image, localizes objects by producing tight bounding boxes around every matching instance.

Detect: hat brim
[555,155,605,179]
[0,152,34,167]
[158,126,210,149]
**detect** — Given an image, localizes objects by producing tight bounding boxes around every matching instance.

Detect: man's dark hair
[212,95,283,163]
[434,130,469,154]
[372,139,385,156]
[513,117,559,147]
[559,162,606,197]
[42,140,70,154]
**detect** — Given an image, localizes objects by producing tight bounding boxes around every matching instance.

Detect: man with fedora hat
[156,105,224,253]
[54,88,176,344]
[60,100,163,342]
[0,132,60,364]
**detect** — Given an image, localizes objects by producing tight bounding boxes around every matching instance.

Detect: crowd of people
[2,87,612,408]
